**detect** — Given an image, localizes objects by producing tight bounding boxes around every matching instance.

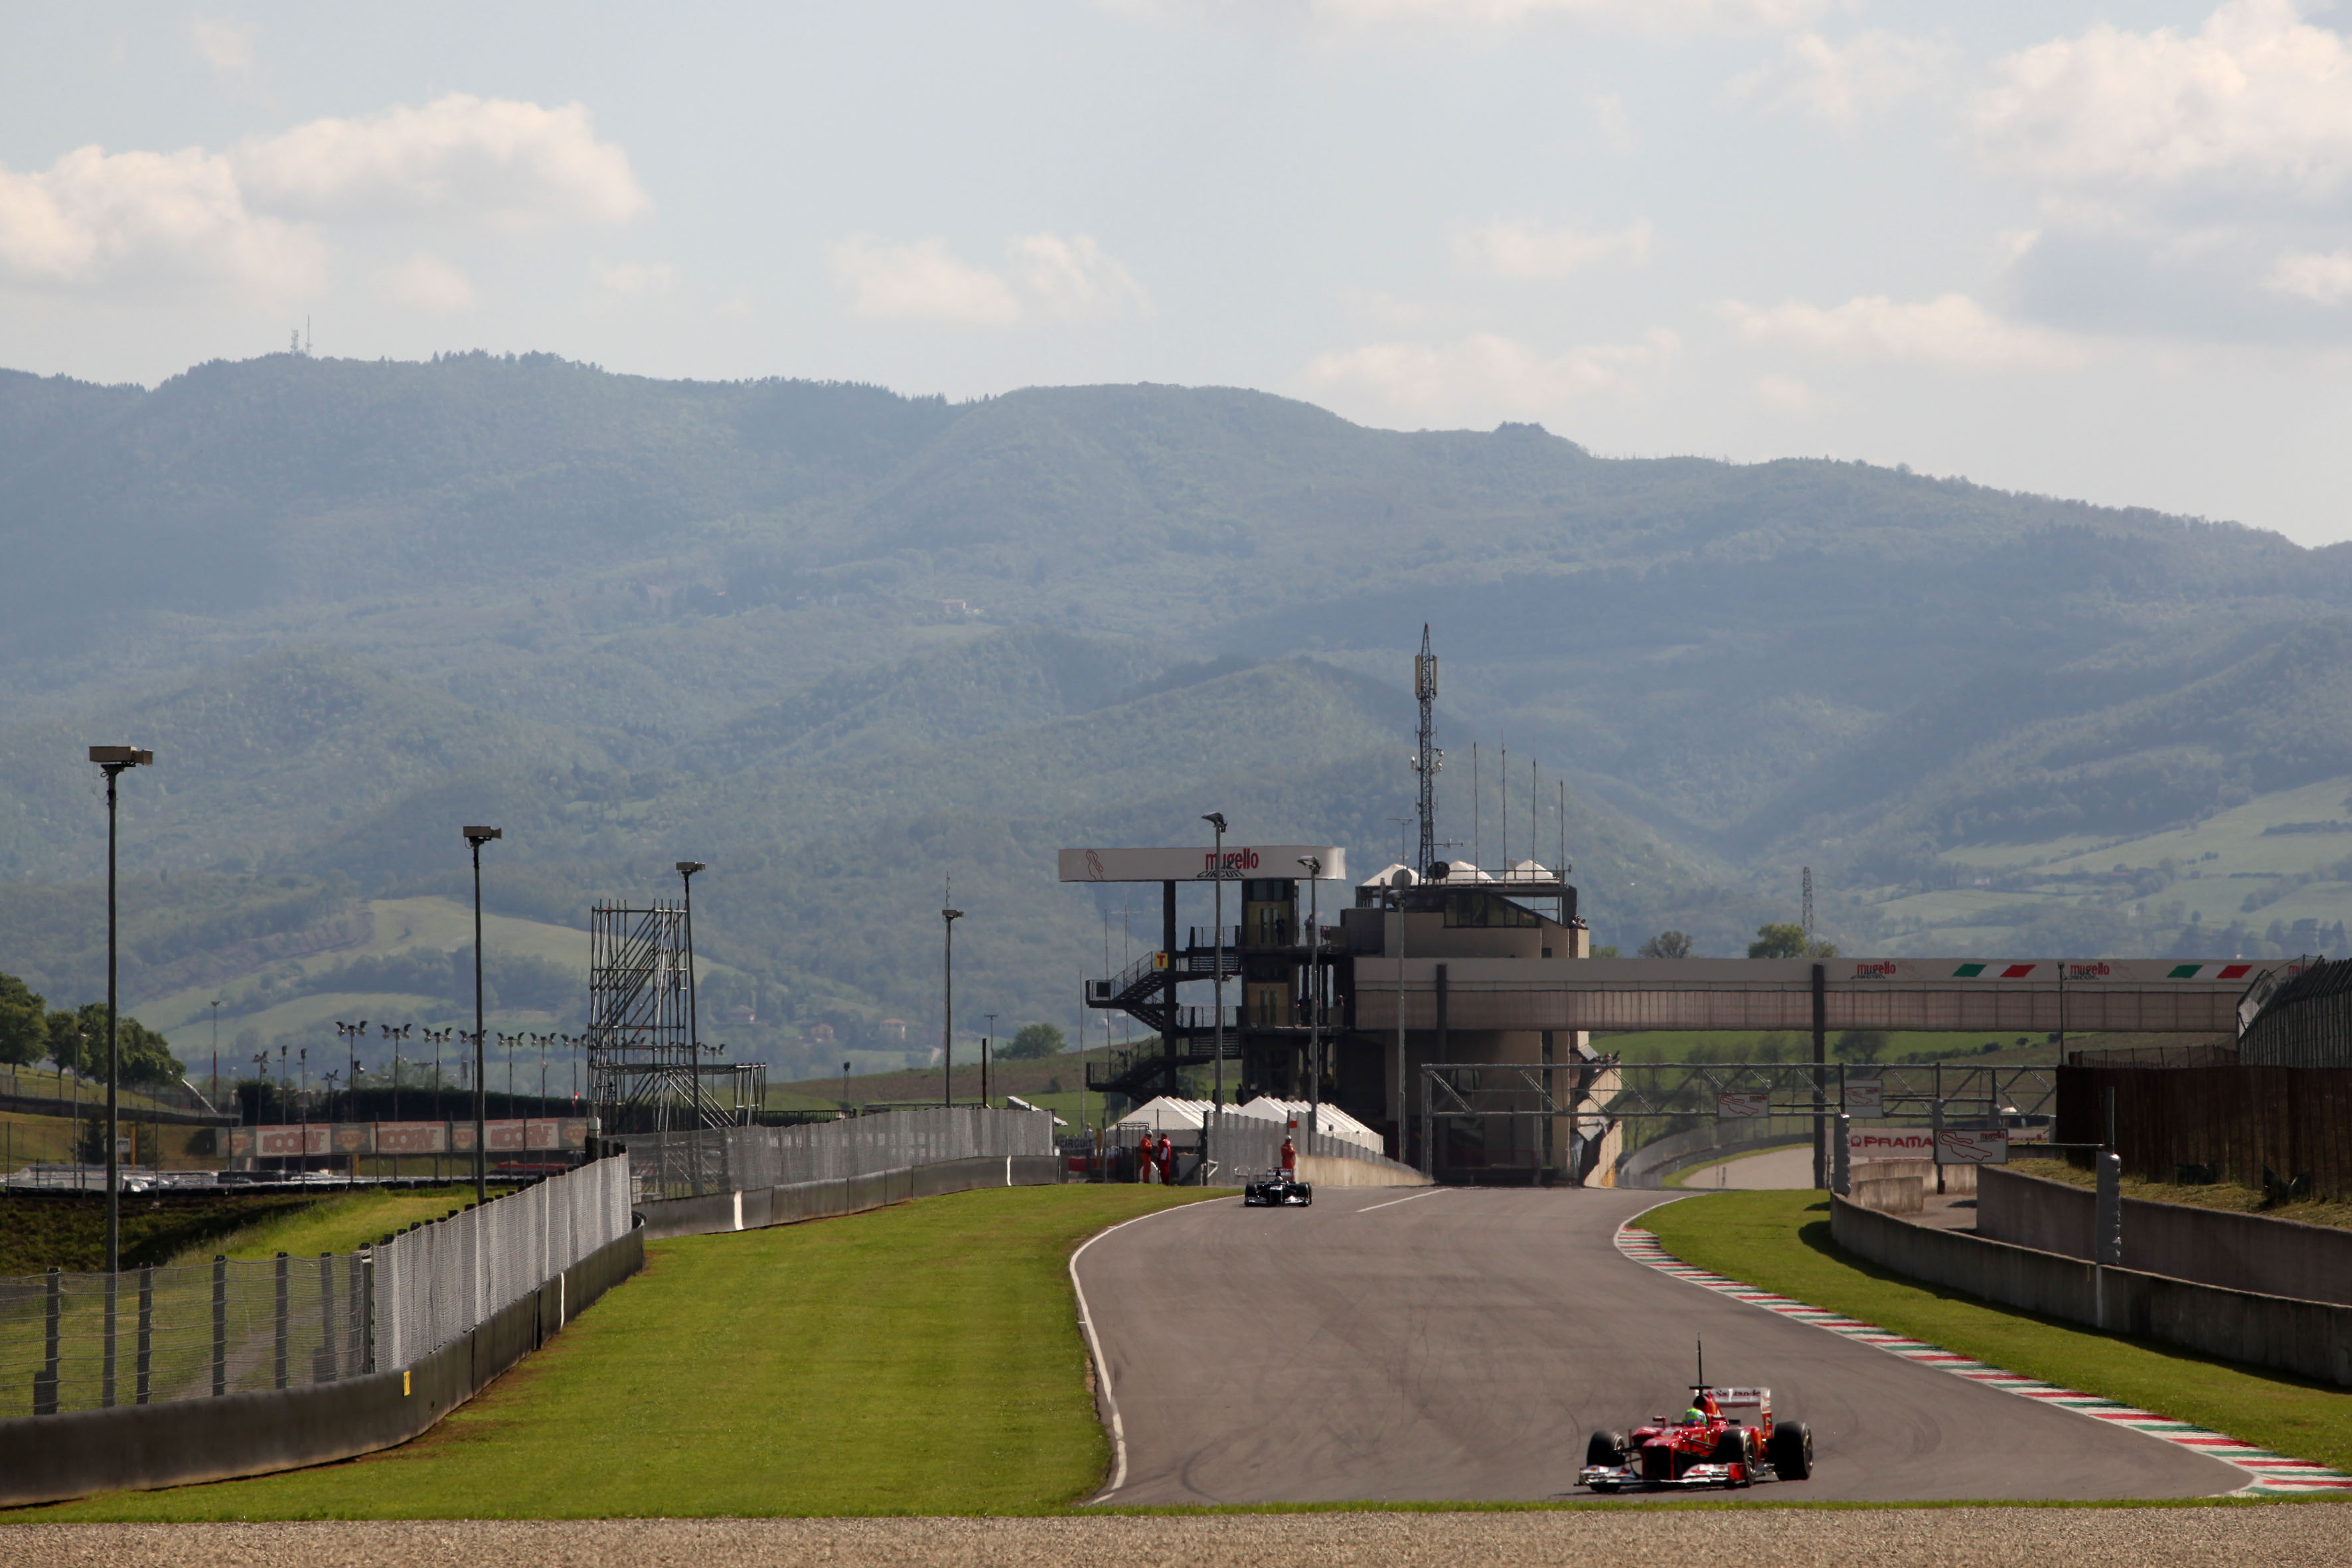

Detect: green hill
[7,352,2352,1081]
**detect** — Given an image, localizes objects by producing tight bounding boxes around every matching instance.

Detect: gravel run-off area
[9,1508,2352,1568]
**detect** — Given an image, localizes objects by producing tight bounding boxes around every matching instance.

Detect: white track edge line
[1612,1200,2352,1498]
[1358,1188,1448,1213]
[1070,1198,1211,1504]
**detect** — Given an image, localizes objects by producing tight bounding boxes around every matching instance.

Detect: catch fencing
[0,1155,633,1419]
[618,1107,1054,1202]
[2240,958,2352,1068]
[372,1156,632,1370]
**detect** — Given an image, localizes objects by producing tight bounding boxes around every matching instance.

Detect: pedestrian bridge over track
[1354,957,2266,1036]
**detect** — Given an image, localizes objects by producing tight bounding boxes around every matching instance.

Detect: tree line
[0,971,183,1088]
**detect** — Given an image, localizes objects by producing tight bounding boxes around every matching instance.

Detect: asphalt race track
[1076,1186,2238,1506]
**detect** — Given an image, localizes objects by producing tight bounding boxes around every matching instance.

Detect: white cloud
[388,254,475,312]
[832,236,1021,324]
[582,260,680,313]
[187,18,258,77]
[0,143,323,291]
[1009,233,1152,319]
[1304,328,1678,419]
[235,94,647,228]
[1464,218,1650,278]
[2266,248,2352,301]
[1755,374,1816,412]
[1728,31,1954,125]
[1976,0,2352,201]
[1723,293,2088,369]
[0,95,641,295]
[832,232,1146,325]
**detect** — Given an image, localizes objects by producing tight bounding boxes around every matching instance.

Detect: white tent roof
[1431,858,1494,883]
[1359,862,1419,890]
[1109,1096,1209,1133]
[1232,1096,1382,1150]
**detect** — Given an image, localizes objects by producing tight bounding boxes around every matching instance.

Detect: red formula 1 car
[1579,1377,1812,1492]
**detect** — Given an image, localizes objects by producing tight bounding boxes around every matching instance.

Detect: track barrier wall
[1830,1194,2352,1388]
[619,1107,1052,1203]
[1978,1164,2352,1308]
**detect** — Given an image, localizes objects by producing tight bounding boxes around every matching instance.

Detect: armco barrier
[0,1225,641,1508]
[1979,1164,2352,1308]
[1830,1194,2352,1388]
[633,1154,1066,1240]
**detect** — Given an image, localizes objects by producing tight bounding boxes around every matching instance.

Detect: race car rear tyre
[1585,1429,1626,1468]
[1767,1421,1813,1480]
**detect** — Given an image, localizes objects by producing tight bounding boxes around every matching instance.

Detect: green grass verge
[19,1184,1222,1520]
[1640,1191,2352,1476]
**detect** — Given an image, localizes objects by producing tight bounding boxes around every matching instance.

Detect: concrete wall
[1830,1196,2352,1388]
[1979,1164,2352,1308]
[0,1225,643,1509]
[1854,1157,1976,1196]
[633,1154,1065,1241]
[1853,1174,1922,1214]
[1295,1153,1431,1188]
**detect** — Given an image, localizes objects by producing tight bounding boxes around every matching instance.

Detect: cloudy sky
[6,1,2352,542]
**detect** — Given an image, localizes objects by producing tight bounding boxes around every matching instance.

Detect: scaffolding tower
[586,901,759,1133]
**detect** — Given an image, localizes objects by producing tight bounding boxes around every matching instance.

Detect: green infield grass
[17,1183,1221,1520]
[1640,1190,2352,1476]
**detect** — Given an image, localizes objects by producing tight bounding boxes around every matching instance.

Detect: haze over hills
[5,349,2351,1079]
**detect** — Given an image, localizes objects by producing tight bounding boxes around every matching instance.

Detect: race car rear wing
[1712,1387,1772,1424]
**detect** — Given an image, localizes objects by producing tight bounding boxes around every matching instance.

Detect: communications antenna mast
[1410,624,1442,875]
[1802,866,1814,947]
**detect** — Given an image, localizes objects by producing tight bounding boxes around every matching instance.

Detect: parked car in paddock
[1243,1170,1313,1206]
[1580,1370,1812,1492]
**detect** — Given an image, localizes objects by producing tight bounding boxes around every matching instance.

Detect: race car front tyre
[1585,1429,1626,1468]
[1766,1421,1813,1480]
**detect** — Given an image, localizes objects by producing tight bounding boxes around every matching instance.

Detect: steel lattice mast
[1411,624,1442,874]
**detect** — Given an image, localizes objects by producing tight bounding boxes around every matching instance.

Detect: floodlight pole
[677,861,705,1122]
[1204,815,1227,1115]
[463,827,502,1204]
[942,898,963,1107]
[88,745,151,1275]
[1298,856,1322,1148]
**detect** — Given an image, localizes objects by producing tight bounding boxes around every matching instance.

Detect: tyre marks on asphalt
[1616,1223,2352,1498]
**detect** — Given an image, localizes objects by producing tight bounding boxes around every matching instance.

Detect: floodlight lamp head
[943,907,963,923]
[1297,856,1320,877]
[88,745,153,767]
[676,860,706,877]
[462,826,502,846]
[1203,812,1226,833]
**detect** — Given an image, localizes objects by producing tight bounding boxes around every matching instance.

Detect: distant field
[1865,773,2352,953]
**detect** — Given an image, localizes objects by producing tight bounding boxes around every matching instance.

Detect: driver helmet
[1684,1406,1707,1425]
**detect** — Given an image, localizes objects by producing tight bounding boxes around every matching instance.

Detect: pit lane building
[1062,842,1616,1184]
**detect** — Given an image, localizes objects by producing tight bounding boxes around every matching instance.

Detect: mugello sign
[1059,846,1348,883]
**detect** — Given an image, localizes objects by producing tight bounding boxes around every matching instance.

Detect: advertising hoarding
[1848,1127,1936,1162]
[1935,1127,2010,1165]
[1843,1077,1883,1118]
[1717,1091,1771,1119]
[1058,846,1348,883]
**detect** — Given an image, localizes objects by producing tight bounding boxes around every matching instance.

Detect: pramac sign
[1058,846,1348,883]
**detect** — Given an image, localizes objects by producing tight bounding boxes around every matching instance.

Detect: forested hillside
[4,351,2349,1079]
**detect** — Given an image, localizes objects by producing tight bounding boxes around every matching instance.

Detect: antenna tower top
[1409,624,1441,874]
